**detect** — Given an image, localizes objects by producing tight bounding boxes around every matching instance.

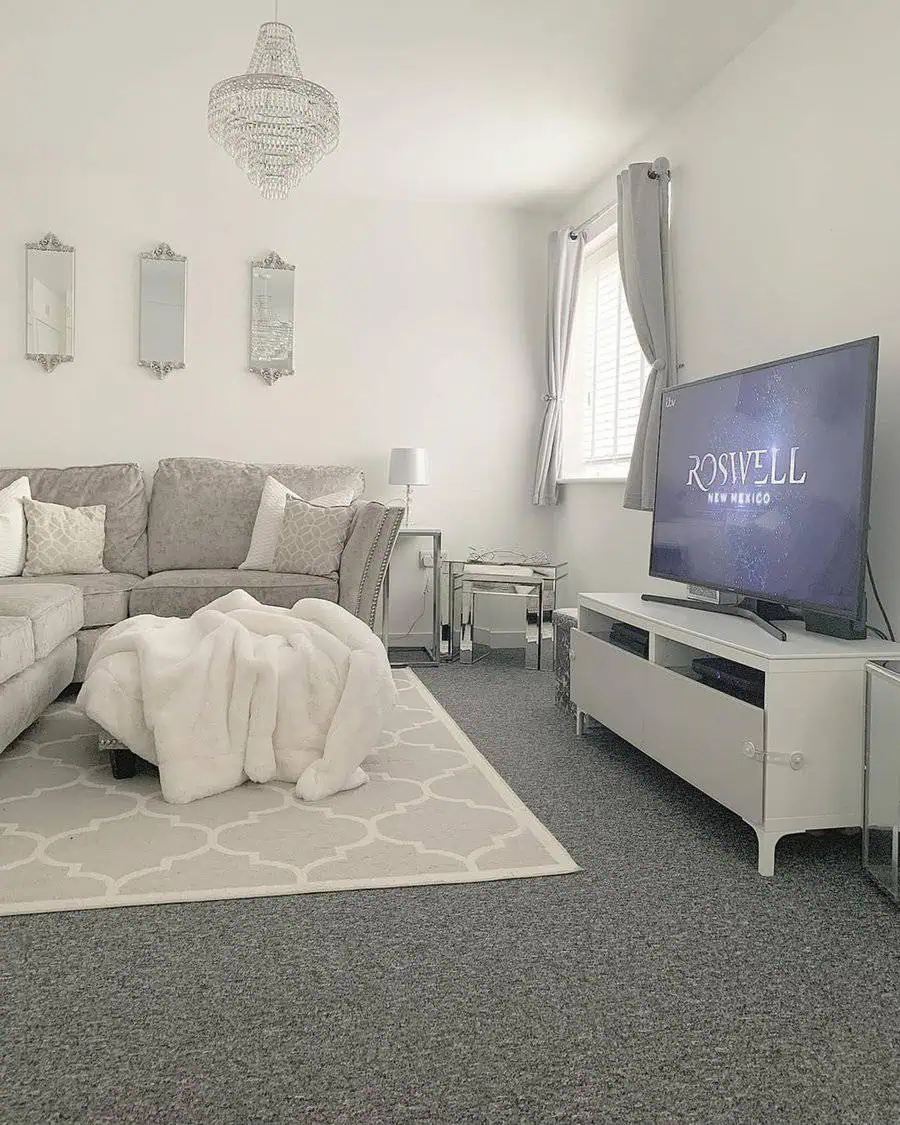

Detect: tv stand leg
[576,709,586,736]
[753,826,779,877]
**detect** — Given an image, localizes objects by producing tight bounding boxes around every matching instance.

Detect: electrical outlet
[419,550,448,568]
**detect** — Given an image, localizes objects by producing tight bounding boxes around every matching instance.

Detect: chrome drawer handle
[742,742,805,770]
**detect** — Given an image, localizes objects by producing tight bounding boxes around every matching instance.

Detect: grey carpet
[1,651,898,1125]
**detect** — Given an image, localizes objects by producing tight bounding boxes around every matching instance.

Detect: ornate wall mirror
[26,232,75,372]
[249,250,295,385]
[139,243,187,377]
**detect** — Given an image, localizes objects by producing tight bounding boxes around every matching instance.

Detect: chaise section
[0,573,140,628]
[0,640,76,752]
[0,584,83,658]
[0,574,140,683]
[129,569,338,618]
[0,618,34,685]
[0,583,82,753]
[0,463,148,686]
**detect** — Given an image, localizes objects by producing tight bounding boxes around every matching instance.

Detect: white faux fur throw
[77,592,397,805]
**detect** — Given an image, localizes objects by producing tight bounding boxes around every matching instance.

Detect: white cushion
[0,476,31,577]
[239,476,355,571]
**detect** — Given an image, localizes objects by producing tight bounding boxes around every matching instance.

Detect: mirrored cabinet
[864,661,900,902]
[139,243,187,378]
[26,232,75,372]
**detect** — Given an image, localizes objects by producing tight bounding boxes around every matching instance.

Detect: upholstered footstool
[552,608,577,712]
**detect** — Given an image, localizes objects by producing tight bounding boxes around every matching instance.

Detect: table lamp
[389,447,430,526]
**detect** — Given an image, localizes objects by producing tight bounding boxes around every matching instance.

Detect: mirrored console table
[448,560,568,670]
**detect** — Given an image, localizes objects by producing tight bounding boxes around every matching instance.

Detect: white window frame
[560,224,650,483]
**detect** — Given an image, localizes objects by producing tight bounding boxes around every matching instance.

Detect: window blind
[578,244,649,464]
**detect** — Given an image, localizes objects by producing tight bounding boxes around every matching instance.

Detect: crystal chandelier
[208,19,340,200]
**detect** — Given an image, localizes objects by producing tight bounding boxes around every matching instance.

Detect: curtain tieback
[543,393,559,404]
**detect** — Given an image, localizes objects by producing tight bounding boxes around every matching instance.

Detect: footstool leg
[99,734,137,779]
[110,746,137,779]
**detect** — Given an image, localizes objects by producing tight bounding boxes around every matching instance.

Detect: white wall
[555,0,900,626]
[0,165,553,634]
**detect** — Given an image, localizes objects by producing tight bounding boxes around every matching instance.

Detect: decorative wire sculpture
[466,547,552,565]
[208,19,340,200]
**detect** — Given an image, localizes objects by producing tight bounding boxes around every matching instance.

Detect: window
[561,227,650,481]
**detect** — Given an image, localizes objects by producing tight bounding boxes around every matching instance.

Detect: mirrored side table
[447,560,568,670]
[381,528,441,668]
[864,661,900,902]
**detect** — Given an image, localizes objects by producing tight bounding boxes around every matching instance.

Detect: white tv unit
[571,593,900,876]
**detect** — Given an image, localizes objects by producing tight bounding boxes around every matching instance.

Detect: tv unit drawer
[571,628,646,748]
[642,665,764,825]
[571,628,764,826]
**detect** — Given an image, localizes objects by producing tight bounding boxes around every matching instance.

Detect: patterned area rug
[0,670,578,915]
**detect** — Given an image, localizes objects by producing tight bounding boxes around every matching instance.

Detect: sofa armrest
[338,503,404,629]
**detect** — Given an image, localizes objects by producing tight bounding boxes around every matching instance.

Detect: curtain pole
[569,163,670,240]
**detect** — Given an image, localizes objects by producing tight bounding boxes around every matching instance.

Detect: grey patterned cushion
[23,499,107,576]
[272,498,355,577]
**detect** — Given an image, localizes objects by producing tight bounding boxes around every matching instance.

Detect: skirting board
[387,628,528,650]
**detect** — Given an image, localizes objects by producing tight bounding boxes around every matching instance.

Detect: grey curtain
[619,157,676,511]
[531,228,585,506]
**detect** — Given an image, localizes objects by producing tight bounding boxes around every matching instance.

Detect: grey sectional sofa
[0,457,404,683]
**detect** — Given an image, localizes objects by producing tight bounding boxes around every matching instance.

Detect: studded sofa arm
[338,503,405,630]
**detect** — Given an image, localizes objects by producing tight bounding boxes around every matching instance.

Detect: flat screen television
[648,336,879,638]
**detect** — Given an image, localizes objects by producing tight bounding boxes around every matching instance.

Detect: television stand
[641,593,788,642]
[570,593,900,875]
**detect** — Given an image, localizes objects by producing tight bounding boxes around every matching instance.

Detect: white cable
[396,575,431,639]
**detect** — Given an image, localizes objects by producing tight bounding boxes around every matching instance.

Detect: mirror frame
[25,231,75,373]
[138,242,187,378]
[249,250,295,386]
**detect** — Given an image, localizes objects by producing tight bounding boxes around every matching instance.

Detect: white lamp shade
[388,447,430,486]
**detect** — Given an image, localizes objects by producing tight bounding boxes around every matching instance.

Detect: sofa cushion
[22,499,108,576]
[0,464,148,577]
[273,497,355,577]
[1,573,139,628]
[147,458,365,572]
[129,569,338,618]
[0,617,35,686]
[0,583,83,659]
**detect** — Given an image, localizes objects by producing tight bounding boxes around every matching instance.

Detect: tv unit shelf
[571,593,900,876]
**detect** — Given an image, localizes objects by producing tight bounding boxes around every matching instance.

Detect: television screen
[649,337,878,619]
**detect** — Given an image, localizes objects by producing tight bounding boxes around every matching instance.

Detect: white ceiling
[2,0,795,207]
